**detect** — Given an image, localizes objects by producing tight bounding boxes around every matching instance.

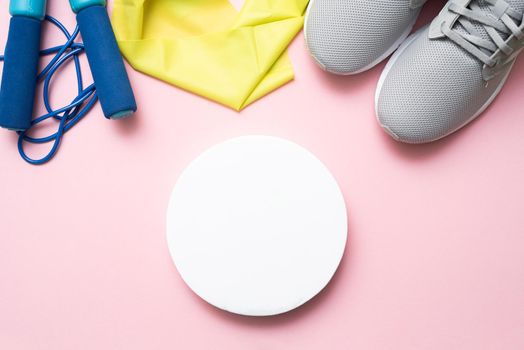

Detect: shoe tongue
[454,0,524,43]
[503,0,524,11]
[469,0,524,14]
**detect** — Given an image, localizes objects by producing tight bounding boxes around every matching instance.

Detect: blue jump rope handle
[76,6,136,119]
[0,16,42,130]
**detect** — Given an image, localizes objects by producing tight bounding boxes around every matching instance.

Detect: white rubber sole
[375,27,516,144]
[304,0,422,75]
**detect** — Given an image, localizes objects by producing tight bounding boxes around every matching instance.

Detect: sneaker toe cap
[305,0,419,74]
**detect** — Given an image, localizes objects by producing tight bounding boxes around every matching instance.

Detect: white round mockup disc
[166,136,347,316]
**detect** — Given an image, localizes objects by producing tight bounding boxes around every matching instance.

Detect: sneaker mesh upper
[305,0,424,74]
[376,26,514,143]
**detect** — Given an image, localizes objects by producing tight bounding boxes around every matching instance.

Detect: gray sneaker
[376,0,524,143]
[304,0,427,75]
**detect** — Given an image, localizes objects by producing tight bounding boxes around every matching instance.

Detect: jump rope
[0,0,137,165]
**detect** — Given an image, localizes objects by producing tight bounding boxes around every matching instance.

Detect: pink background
[1,0,524,349]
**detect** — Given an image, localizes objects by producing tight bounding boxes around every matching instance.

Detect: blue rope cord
[0,15,98,165]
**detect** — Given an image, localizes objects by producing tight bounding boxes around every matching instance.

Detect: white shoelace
[442,0,524,67]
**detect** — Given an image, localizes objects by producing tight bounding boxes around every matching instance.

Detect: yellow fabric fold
[111,0,308,110]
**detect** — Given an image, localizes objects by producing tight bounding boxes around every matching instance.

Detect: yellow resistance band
[112,0,309,111]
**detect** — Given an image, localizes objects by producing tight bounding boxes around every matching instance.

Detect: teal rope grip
[9,0,48,20]
[69,0,106,13]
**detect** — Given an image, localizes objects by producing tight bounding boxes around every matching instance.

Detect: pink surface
[1,1,524,349]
